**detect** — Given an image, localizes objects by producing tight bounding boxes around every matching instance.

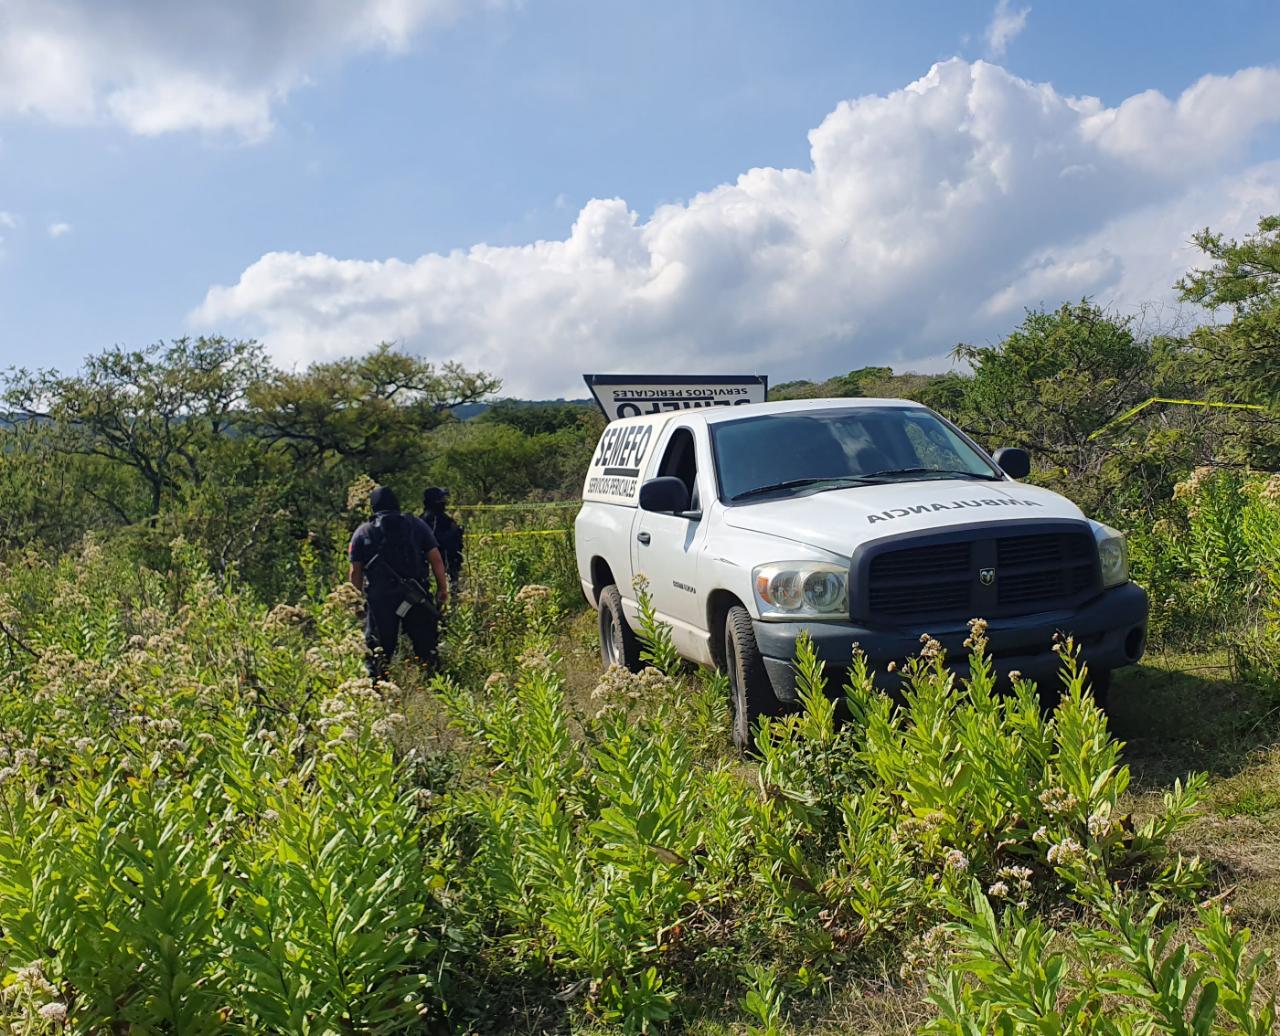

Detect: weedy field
[0,470,1278,1034]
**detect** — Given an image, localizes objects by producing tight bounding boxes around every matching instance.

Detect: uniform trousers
[364,594,439,677]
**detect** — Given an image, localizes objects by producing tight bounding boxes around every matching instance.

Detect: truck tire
[598,584,642,673]
[724,605,779,751]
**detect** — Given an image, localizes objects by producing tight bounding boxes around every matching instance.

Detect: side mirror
[993,447,1031,480]
[639,476,691,514]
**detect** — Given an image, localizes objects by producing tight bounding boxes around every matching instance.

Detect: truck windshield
[711,407,1001,502]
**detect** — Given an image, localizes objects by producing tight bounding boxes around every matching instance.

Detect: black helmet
[370,486,401,513]
[422,486,449,508]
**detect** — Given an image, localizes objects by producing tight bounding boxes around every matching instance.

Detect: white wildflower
[1038,787,1079,816]
[372,714,406,740]
[1087,803,1115,840]
[514,584,552,614]
[38,1001,68,1024]
[1047,837,1084,866]
[964,617,989,651]
[14,963,46,986]
[919,634,943,662]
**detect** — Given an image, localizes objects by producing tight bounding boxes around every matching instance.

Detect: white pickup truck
[574,398,1148,747]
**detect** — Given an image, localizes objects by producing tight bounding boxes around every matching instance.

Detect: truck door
[631,422,713,663]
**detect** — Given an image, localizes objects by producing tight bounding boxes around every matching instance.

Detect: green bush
[0,531,1274,1033]
[1129,468,1280,681]
[929,891,1276,1035]
[0,545,456,1032]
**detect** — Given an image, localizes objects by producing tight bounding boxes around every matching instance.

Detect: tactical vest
[366,513,425,595]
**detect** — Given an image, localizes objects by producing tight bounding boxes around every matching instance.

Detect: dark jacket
[349,510,439,599]
[423,509,464,578]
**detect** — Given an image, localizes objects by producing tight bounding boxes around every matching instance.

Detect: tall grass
[0,517,1275,1032]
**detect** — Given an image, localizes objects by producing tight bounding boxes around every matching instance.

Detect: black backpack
[425,511,464,558]
[366,513,424,594]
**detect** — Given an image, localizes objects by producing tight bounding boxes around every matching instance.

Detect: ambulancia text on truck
[574,397,1148,748]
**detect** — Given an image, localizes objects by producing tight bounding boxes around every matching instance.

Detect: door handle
[637,531,651,545]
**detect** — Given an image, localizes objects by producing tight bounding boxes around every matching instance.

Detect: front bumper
[754,581,1149,701]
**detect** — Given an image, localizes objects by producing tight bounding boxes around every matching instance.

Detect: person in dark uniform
[421,486,464,592]
[349,486,449,678]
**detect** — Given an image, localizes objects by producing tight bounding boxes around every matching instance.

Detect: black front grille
[871,541,971,581]
[853,523,1100,623]
[998,533,1070,567]
[869,542,971,617]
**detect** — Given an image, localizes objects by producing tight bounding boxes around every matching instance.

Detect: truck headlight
[1094,524,1129,588]
[753,562,849,619]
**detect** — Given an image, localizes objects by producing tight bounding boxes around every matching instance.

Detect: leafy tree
[427,422,540,502]
[771,367,894,401]
[479,399,595,437]
[770,366,965,414]
[768,378,818,400]
[2,337,268,520]
[898,371,969,417]
[247,344,500,476]
[0,423,118,550]
[1178,214,1280,405]
[953,301,1153,474]
[832,365,894,396]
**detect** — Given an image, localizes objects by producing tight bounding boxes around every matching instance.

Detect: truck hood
[720,479,1087,557]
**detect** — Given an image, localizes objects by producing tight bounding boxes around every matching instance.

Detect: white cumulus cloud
[985,0,1030,58]
[0,0,504,140]
[47,221,72,238]
[193,60,1280,397]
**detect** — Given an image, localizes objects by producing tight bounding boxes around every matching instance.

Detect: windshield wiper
[858,466,1002,482]
[731,467,1000,501]
[731,476,873,501]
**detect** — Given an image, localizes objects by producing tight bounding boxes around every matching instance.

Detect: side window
[657,428,700,510]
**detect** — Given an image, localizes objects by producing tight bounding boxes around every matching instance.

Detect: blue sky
[1,0,1279,395]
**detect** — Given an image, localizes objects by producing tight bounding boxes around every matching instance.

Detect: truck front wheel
[724,605,780,751]
[598,584,642,673]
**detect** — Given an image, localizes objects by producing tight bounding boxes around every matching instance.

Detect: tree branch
[0,619,38,658]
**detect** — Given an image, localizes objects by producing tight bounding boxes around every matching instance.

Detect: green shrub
[928,890,1276,1035]
[0,523,1270,1034]
[0,545,455,1032]
[1129,468,1280,667]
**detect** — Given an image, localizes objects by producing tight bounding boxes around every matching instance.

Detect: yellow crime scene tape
[473,528,572,539]
[1088,397,1267,441]
[453,501,579,511]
